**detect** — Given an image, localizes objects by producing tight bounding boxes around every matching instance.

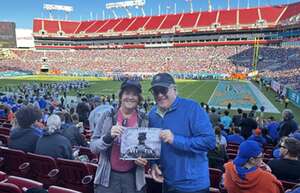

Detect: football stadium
[0,0,300,192]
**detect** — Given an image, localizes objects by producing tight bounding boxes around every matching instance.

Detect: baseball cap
[150,73,175,90]
[121,80,142,93]
[233,140,262,166]
[291,131,300,141]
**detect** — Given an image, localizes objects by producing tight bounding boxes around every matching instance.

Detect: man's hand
[160,130,174,144]
[134,157,148,167]
[259,161,272,172]
[111,125,123,138]
[151,164,164,183]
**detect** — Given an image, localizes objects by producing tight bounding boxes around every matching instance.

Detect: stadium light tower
[185,0,194,13]
[208,0,212,12]
[227,0,230,10]
[105,0,146,19]
[43,4,74,20]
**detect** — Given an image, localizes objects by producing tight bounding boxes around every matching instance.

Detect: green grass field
[0,75,299,123]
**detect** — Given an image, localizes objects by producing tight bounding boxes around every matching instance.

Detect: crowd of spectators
[1,45,299,90]
[0,78,299,192]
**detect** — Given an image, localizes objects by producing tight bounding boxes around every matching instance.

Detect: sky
[0,0,299,29]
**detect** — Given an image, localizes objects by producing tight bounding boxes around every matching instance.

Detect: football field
[0,75,299,122]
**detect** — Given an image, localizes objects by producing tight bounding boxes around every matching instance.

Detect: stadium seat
[0,182,22,193]
[78,147,98,163]
[48,185,81,193]
[56,158,94,193]
[2,123,12,129]
[0,147,29,177]
[0,134,9,146]
[0,171,7,182]
[7,176,43,191]
[226,148,238,154]
[227,153,237,160]
[0,128,10,136]
[26,152,60,188]
[0,119,8,124]
[280,180,298,191]
[209,168,223,189]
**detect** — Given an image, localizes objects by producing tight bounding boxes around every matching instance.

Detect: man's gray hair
[46,114,61,134]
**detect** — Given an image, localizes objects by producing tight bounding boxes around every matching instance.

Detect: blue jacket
[8,127,43,153]
[248,134,267,145]
[227,134,245,144]
[149,97,216,192]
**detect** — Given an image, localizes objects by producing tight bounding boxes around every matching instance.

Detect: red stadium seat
[56,158,94,193]
[209,168,223,189]
[0,182,22,193]
[7,176,43,191]
[0,147,29,177]
[0,171,7,182]
[78,147,98,163]
[2,123,12,129]
[26,152,60,188]
[226,148,238,154]
[227,153,237,160]
[0,128,10,136]
[280,180,298,191]
[0,134,9,146]
[48,186,82,193]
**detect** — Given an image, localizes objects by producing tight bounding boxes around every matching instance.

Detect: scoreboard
[0,22,16,48]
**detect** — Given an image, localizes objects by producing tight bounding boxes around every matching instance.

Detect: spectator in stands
[268,137,300,182]
[227,127,245,144]
[224,140,284,193]
[266,116,280,143]
[232,108,243,126]
[76,97,90,127]
[239,112,258,139]
[220,110,232,132]
[90,80,148,193]
[209,107,220,127]
[88,96,112,133]
[35,114,73,160]
[208,140,228,172]
[149,73,215,193]
[8,105,43,153]
[248,128,267,145]
[278,109,298,138]
[215,126,227,147]
[61,113,88,147]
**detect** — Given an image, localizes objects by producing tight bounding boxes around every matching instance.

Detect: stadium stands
[32,2,300,37]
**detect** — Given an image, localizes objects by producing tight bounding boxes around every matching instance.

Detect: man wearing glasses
[268,137,300,182]
[148,73,216,193]
[224,140,284,193]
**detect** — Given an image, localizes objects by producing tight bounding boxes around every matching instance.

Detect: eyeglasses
[150,86,169,96]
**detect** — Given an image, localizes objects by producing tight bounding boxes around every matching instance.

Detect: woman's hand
[111,125,124,138]
[134,157,148,167]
